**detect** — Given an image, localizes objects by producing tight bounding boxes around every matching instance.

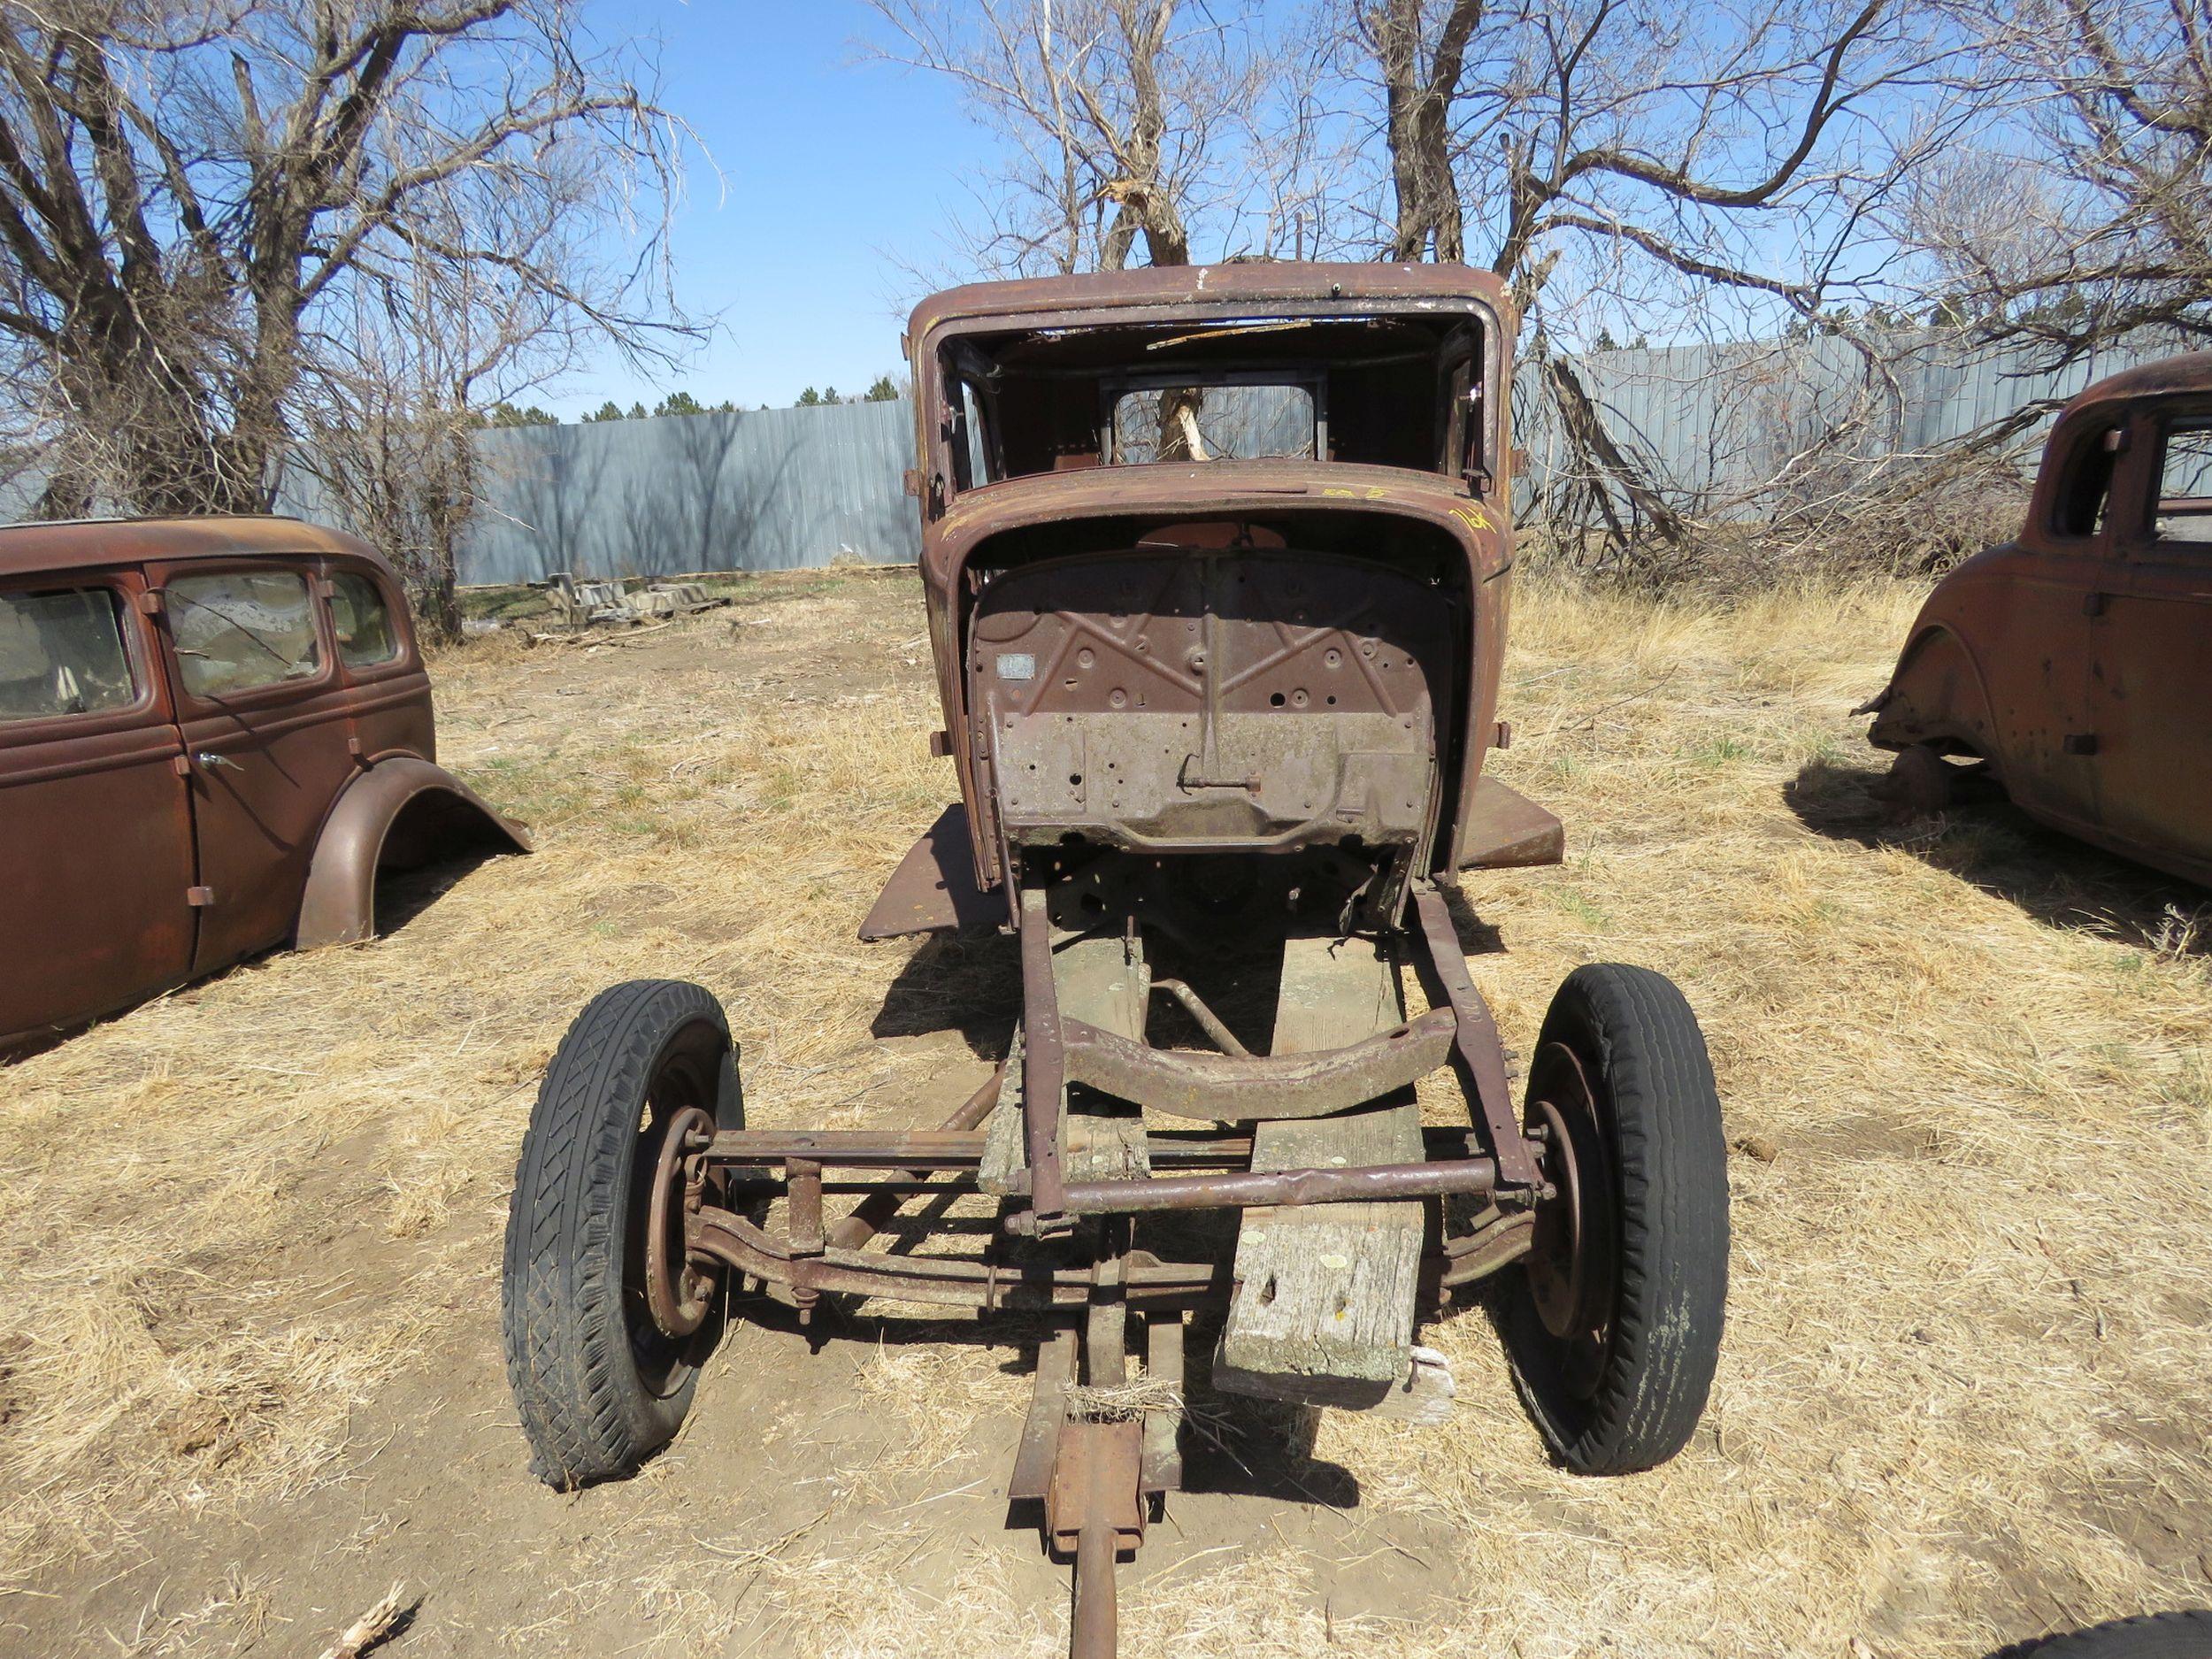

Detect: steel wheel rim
[644,1103,717,1339]
[1523,1040,1618,1399]
[624,1037,721,1390]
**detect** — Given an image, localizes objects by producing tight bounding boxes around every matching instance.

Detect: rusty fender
[296,756,532,949]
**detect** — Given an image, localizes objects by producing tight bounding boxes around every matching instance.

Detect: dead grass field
[2,566,2208,1659]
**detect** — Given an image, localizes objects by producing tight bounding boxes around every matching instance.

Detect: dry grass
[3,566,2208,1658]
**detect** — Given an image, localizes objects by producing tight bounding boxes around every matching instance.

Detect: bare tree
[864,0,1310,276]
[0,0,693,610]
[1340,0,1991,574]
[1906,0,2212,369]
[1360,0,1479,261]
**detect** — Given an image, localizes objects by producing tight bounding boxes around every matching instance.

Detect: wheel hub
[644,1103,718,1339]
[1523,1041,1618,1371]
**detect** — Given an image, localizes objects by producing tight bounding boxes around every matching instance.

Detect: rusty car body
[1865,351,2212,886]
[500,264,1732,1658]
[0,516,529,1055]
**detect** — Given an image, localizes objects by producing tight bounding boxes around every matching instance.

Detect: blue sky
[551,1,998,419]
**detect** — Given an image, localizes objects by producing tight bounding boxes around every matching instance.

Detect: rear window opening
[2156,419,2212,543]
[1110,380,1317,465]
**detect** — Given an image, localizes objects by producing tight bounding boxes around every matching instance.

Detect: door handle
[195,751,244,772]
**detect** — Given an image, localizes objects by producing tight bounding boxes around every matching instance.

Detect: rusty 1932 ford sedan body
[1,516,527,1054]
[1864,351,2212,887]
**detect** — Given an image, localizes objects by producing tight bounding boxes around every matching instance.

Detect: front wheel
[501,979,741,1488]
[1501,963,1729,1474]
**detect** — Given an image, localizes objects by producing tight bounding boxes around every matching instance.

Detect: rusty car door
[0,566,196,1042]
[1981,419,2117,831]
[2086,406,2212,868]
[150,558,360,975]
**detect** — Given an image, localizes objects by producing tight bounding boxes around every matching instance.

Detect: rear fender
[296,757,532,949]
[1863,626,2001,766]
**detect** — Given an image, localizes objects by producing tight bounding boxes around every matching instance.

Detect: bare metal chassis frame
[659,880,1551,1658]
[674,883,1540,1305]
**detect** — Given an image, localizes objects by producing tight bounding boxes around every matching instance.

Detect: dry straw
[1,569,2206,1657]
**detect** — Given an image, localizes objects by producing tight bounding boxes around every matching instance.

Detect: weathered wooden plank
[980,929,1153,1193]
[1215,933,1431,1409]
[1140,1315,1186,1494]
[1054,933,1151,1185]
[979,1027,1030,1196]
[1010,1327,1079,1502]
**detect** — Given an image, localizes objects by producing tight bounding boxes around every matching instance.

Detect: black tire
[501,979,741,1488]
[1995,1613,2212,1659]
[1502,963,1729,1474]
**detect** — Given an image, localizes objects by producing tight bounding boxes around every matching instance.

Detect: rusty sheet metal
[295,757,531,949]
[857,801,1007,940]
[1,517,521,1054]
[909,260,1516,343]
[902,263,1527,895]
[1455,775,1565,870]
[1060,1006,1457,1120]
[972,549,1451,856]
[1049,1418,1145,1659]
[1409,882,1540,1190]
[1866,349,2212,889]
[0,513,392,581]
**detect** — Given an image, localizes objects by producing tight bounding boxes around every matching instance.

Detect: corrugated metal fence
[1516,331,2175,515]
[9,330,2185,580]
[274,397,918,585]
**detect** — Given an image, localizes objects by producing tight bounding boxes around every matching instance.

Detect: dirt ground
[2,567,2208,1659]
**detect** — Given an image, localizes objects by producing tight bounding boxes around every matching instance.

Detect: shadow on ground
[1784,758,2210,955]
[1980,1609,2212,1657]
[871,930,1021,1056]
[373,844,518,934]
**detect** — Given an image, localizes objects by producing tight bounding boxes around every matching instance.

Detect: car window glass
[1111,384,1317,464]
[2155,419,2212,544]
[166,569,322,697]
[0,586,138,724]
[330,571,400,667]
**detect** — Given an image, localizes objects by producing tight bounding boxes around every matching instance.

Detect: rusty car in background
[1864,351,2212,887]
[500,264,1731,1658]
[0,517,529,1056]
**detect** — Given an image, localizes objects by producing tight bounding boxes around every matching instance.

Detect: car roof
[2062,349,2212,419]
[0,515,391,583]
[909,260,1516,343]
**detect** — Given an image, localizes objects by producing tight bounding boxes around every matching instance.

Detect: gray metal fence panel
[443,399,917,584]
[12,330,2201,571]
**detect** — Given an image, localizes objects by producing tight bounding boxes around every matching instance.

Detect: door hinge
[136,589,165,616]
[171,755,192,777]
[186,886,216,907]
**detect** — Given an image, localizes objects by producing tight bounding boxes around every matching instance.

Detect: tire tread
[500,979,731,1488]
